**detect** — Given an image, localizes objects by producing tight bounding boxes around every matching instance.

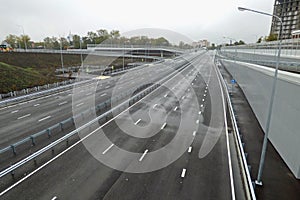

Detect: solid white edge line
[214,59,236,200]
[135,119,141,125]
[38,116,51,122]
[102,144,114,155]
[139,149,149,161]
[193,131,196,136]
[161,122,167,130]
[181,168,187,178]
[17,114,31,120]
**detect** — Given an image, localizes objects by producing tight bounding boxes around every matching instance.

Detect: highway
[0,60,181,149]
[0,52,245,199]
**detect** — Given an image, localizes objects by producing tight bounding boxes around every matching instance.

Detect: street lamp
[238,6,283,186]
[17,25,27,51]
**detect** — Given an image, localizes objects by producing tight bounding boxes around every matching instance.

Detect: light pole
[238,6,283,186]
[223,36,238,63]
[59,36,65,77]
[17,25,27,51]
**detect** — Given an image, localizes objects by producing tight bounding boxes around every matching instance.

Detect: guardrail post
[26,88,29,94]
[11,145,16,155]
[47,129,51,138]
[30,136,36,146]
[60,122,64,131]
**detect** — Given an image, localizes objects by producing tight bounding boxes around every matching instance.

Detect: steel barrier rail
[0,63,145,107]
[0,54,198,178]
[214,57,256,200]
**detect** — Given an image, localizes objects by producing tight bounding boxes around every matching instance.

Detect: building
[192,40,210,48]
[270,0,300,39]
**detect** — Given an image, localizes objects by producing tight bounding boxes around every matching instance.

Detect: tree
[5,34,18,48]
[265,33,278,41]
[257,36,263,43]
[72,34,81,49]
[110,30,120,39]
[17,35,30,49]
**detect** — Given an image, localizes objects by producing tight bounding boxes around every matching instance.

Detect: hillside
[0,62,60,93]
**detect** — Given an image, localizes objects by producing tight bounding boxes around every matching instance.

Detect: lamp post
[17,25,27,52]
[59,36,65,77]
[223,36,238,63]
[238,6,283,186]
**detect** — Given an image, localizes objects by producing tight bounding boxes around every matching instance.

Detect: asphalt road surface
[0,52,245,200]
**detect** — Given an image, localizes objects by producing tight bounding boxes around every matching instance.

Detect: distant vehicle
[0,44,13,52]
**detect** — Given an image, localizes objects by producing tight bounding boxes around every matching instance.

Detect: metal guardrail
[0,56,193,179]
[0,64,144,107]
[217,51,300,73]
[215,58,256,200]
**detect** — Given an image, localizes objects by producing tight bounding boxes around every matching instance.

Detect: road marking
[17,114,31,120]
[135,119,141,125]
[153,104,157,108]
[86,92,92,96]
[187,88,190,91]
[68,93,72,96]
[58,101,67,106]
[214,61,236,200]
[164,93,168,98]
[33,104,40,107]
[205,86,208,89]
[202,99,205,102]
[11,110,19,114]
[0,63,192,196]
[174,106,178,111]
[204,90,207,93]
[200,104,203,107]
[188,146,192,153]
[38,116,51,122]
[181,168,187,178]
[198,111,202,115]
[51,197,58,200]
[193,131,196,136]
[105,85,110,89]
[102,144,114,154]
[161,122,167,130]
[19,102,28,105]
[182,96,185,100]
[100,93,107,97]
[139,149,149,161]
[76,102,84,107]
[204,94,206,97]
[191,83,194,85]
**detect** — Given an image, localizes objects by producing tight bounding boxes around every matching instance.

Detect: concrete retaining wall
[221,59,300,179]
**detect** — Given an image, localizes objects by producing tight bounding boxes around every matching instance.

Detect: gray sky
[0,0,274,44]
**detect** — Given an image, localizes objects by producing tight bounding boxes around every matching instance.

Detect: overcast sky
[0,0,274,44]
